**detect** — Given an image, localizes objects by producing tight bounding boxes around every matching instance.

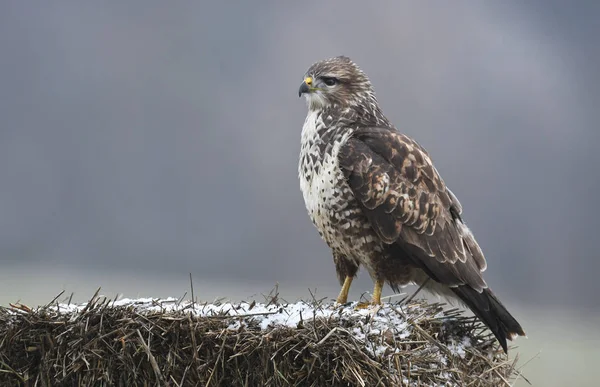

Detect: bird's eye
[321,77,338,87]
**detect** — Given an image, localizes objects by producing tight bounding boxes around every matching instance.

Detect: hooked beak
[298,76,313,97]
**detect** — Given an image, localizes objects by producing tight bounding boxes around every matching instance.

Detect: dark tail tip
[452,286,525,353]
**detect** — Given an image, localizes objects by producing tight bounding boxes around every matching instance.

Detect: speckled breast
[298,111,381,263]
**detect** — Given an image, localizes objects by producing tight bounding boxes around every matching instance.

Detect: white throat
[304,92,328,111]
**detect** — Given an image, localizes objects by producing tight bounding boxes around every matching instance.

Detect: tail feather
[451,286,525,353]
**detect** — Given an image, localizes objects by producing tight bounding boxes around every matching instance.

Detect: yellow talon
[372,279,383,305]
[336,276,353,304]
[355,279,384,310]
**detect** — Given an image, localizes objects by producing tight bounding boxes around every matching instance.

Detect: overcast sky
[1,2,599,315]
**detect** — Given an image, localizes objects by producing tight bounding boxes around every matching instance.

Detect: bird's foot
[334,301,352,309]
[354,301,381,310]
[354,279,384,310]
[334,276,354,306]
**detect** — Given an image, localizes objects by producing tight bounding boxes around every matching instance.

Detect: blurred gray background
[1,2,599,386]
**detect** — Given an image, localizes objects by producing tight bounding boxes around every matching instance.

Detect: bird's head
[298,56,376,111]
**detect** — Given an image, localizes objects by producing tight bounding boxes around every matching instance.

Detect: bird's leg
[336,276,353,304]
[371,278,383,305]
[356,279,385,309]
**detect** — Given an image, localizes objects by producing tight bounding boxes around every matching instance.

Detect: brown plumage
[298,56,525,353]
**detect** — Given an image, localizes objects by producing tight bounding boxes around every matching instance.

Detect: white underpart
[298,108,369,269]
[299,110,351,231]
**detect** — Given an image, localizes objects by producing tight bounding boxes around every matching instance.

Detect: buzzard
[297,56,525,353]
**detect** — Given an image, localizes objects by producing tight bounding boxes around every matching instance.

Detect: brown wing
[338,127,488,291]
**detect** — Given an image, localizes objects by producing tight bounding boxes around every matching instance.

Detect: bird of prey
[297,56,525,353]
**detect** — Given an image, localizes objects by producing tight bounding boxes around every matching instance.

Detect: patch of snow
[447,335,472,359]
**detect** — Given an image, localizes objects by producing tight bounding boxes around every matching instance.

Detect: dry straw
[0,288,526,386]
